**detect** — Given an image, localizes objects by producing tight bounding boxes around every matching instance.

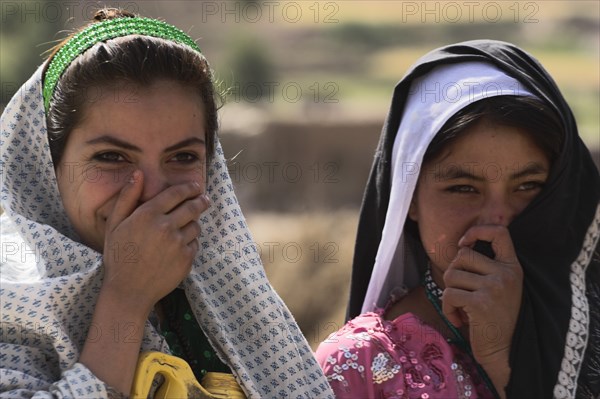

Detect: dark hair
[423,95,563,165]
[405,95,564,242]
[44,8,219,165]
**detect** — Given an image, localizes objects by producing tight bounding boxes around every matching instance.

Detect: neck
[424,266,471,338]
[430,264,446,290]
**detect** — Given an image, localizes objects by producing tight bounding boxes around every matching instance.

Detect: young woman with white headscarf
[0,8,333,398]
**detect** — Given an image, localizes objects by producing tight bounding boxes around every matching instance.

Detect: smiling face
[408,118,550,274]
[56,80,207,252]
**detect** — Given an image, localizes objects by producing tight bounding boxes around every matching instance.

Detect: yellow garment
[131,352,246,399]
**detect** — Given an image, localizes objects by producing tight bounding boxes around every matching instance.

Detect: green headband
[43,17,202,112]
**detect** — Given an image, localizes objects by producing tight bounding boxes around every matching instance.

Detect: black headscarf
[347,40,600,398]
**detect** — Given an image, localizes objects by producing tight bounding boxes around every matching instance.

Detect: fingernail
[201,194,211,206]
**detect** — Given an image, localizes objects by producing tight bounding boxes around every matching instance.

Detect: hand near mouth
[442,224,523,399]
[102,170,210,312]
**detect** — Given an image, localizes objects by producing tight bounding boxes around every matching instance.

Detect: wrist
[97,284,154,322]
[80,285,151,395]
[477,347,510,368]
[478,350,510,399]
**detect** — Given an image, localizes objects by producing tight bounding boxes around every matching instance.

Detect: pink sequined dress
[315,310,495,399]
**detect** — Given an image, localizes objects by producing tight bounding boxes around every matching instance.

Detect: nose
[138,167,169,203]
[477,194,517,227]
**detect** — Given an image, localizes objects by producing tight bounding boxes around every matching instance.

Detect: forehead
[74,80,206,142]
[430,120,548,164]
[86,79,202,111]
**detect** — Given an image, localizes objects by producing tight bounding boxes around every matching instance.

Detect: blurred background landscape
[2,0,599,349]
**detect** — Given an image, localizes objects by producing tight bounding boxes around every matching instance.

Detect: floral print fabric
[316,311,494,399]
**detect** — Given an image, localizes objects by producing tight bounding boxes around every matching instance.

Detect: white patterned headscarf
[0,65,334,398]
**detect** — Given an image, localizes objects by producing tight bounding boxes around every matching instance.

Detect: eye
[446,185,477,194]
[93,152,127,163]
[517,181,545,192]
[169,152,200,163]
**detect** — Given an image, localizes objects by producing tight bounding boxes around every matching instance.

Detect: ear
[408,197,418,222]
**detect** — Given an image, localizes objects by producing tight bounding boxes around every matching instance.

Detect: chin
[80,237,103,253]
[76,228,104,253]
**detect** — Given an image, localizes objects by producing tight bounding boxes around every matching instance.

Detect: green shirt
[158,288,231,379]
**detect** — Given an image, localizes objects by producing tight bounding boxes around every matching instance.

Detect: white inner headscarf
[362,61,536,313]
[0,65,334,398]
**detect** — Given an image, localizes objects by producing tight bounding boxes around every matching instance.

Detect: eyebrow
[164,138,206,153]
[434,167,482,182]
[509,162,548,179]
[434,162,548,181]
[85,135,205,153]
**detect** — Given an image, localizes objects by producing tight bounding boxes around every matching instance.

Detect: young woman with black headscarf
[316,40,599,399]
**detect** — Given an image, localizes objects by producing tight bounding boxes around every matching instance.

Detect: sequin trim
[324,345,366,387]
[553,203,600,398]
[320,314,494,398]
[372,352,402,384]
[452,361,475,398]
